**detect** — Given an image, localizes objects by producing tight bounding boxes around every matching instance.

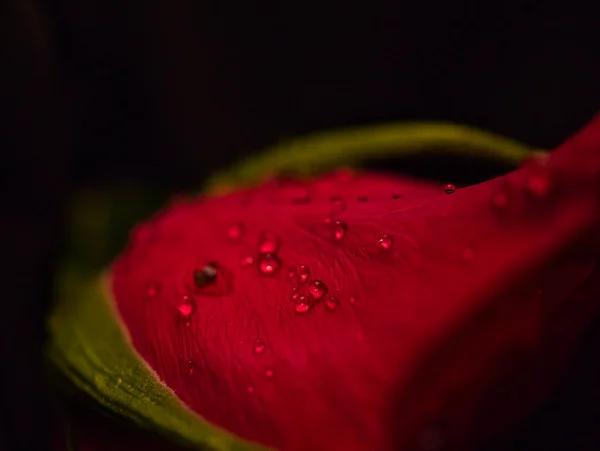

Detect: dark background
[1,1,599,450]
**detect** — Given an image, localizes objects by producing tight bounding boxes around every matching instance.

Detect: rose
[49,116,600,450]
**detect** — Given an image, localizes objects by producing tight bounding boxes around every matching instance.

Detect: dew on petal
[325,295,340,311]
[176,294,196,319]
[257,253,281,275]
[297,265,310,283]
[187,360,196,375]
[308,280,328,300]
[323,217,332,226]
[240,255,255,267]
[444,183,456,194]
[291,289,301,302]
[349,295,357,304]
[287,267,296,280]
[332,220,347,241]
[227,222,246,240]
[329,195,346,214]
[265,369,274,378]
[258,232,280,254]
[295,296,312,313]
[193,262,218,288]
[379,233,393,249]
[253,339,266,355]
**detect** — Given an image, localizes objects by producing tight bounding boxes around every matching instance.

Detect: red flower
[56,115,600,450]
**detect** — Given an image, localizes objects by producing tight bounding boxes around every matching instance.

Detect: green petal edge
[204,122,538,194]
[47,264,267,451]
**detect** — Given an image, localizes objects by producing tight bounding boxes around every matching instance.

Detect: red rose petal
[111,115,600,450]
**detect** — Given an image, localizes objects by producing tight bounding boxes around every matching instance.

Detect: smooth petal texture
[110,115,600,450]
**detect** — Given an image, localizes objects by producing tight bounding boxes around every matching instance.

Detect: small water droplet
[297,265,310,283]
[332,220,347,241]
[240,255,255,267]
[323,217,332,225]
[287,268,296,279]
[247,385,255,393]
[492,192,508,209]
[188,360,196,375]
[227,222,246,240]
[295,296,312,313]
[349,295,357,304]
[329,195,346,213]
[146,282,160,299]
[258,232,280,254]
[526,175,550,197]
[176,295,196,319]
[253,339,266,355]
[193,263,218,288]
[444,184,456,194]
[461,248,475,261]
[291,288,301,302]
[379,233,393,249]
[357,196,368,202]
[308,280,328,300]
[265,369,274,378]
[257,253,281,275]
[325,296,340,311]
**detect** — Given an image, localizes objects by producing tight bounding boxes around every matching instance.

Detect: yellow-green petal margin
[204,122,538,195]
[47,264,267,451]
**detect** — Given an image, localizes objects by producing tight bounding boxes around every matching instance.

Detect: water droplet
[444,184,456,194]
[526,174,550,197]
[146,282,160,299]
[329,195,346,213]
[295,296,312,313]
[349,295,357,304]
[332,220,347,241]
[258,232,280,254]
[253,339,266,355]
[247,385,255,393]
[308,280,328,300]
[227,222,246,240]
[297,265,310,283]
[194,263,218,288]
[177,295,196,319]
[240,255,255,267]
[291,288,301,302]
[265,369,274,378]
[257,253,281,275]
[461,248,475,261]
[379,233,393,249]
[323,217,332,225]
[187,360,196,375]
[357,196,368,202]
[325,296,340,311]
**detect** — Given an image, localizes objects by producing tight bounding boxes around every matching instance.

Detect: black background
[1,1,599,450]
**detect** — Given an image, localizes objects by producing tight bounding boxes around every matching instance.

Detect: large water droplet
[379,233,393,249]
[308,280,328,300]
[295,295,312,313]
[193,263,218,288]
[227,222,246,240]
[258,232,280,254]
[325,295,340,311]
[444,184,456,194]
[257,253,281,275]
[253,339,266,355]
[187,360,196,375]
[332,220,347,241]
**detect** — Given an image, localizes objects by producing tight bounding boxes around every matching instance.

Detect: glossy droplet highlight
[444,184,456,194]
[291,289,301,302]
[325,296,340,311]
[257,253,281,275]
[193,262,218,288]
[379,233,393,249]
[332,220,347,241]
[295,296,312,313]
[308,280,328,300]
[240,255,255,267]
[227,222,246,240]
[258,232,280,254]
[187,360,196,375]
[265,369,274,378]
[176,295,196,319]
[297,265,310,283]
[253,339,266,355]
